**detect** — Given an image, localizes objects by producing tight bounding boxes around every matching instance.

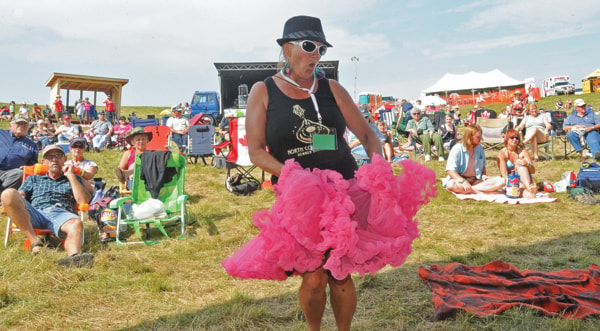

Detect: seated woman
[515,103,551,161]
[497,129,537,199]
[32,119,51,149]
[444,124,505,194]
[65,138,99,196]
[376,120,394,162]
[114,127,152,189]
[112,116,133,148]
[438,114,457,151]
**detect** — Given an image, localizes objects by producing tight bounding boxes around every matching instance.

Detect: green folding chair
[109,152,188,245]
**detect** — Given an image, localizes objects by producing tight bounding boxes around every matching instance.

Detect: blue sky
[1,0,599,107]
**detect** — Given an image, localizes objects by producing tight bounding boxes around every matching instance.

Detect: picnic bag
[579,162,600,193]
[88,185,121,230]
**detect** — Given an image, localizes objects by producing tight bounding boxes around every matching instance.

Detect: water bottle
[505,171,520,198]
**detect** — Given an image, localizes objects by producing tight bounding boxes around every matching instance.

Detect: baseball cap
[574,99,586,107]
[70,137,87,148]
[98,110,106,115]
[11,115,29,124]
[63,115,71,121]
[42,144,65,158]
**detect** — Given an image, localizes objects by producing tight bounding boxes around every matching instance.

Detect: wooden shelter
[45,73,129,115]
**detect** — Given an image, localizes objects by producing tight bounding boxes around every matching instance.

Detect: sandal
[31,241,44,255]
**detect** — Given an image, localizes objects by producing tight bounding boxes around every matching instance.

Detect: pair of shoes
[438,156,445,161]
[56,252,94,268]
[99,231,114,243]
[424,155,431,161]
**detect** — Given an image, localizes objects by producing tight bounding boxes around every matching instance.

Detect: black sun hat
[276,15,333,47]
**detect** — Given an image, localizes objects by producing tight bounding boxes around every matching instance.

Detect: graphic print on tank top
[293,104,330,144]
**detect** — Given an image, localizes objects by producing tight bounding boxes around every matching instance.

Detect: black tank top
[264,76,357,181]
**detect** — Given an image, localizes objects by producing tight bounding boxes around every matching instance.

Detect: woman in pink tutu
[222,15,436,331]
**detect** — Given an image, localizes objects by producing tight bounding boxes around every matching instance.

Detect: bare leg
[515,165,536,198]
[383,142,394,162]
[299,267,329,331]
[0,188,43,253]
[59,218,83,256]
[329,275,356,331]
[471,177,505,194]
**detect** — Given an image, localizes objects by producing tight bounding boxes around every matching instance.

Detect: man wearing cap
[53,95,64,120]
[88,111,113,151]
[563,98,600,161]
[0,144,93,267]
[56,115,80,143]
[103,95,116,125]
[166,107,190,151]
[218,109,235,142]
[0,115,38,192]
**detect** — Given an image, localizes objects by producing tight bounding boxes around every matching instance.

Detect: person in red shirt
[32,103,42,121]
[104,95,116,125]
[53,95,64,120]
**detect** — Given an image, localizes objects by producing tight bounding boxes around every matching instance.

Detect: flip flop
[31,241,44,255]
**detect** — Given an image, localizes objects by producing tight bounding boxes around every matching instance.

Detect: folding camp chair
[108,151,188,245]
[131,118,159,128]
[144,125,171,151]
[550,110,579,159]
[477,117,509,152]
[3,164,88,249]
[225,117,263,193]
[187,124,215,165]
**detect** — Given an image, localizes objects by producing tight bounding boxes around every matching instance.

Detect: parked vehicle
[542,76,575,96]
[189,91,220,125]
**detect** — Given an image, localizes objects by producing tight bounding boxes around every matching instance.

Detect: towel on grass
[419,260,600,321]
[450,191,557,204]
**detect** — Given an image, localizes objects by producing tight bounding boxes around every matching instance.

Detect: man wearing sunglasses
[0,144,93,267]
[0,115,38,193]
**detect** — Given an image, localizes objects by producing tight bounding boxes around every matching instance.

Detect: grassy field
[1,94,600,330]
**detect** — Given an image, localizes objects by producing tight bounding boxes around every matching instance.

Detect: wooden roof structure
[45,73,129,114]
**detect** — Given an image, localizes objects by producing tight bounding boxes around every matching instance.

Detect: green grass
[1,95,600,330]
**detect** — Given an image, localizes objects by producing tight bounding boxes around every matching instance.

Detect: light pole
[351,56,359,102]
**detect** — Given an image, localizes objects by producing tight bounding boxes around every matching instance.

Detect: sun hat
[574,98,586,107]
[276,15,333,47]
[126,127,153,145]
[42,144,65,158]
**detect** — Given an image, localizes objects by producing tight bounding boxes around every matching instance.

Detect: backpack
[579,162,600,193]
[88,185,121,229]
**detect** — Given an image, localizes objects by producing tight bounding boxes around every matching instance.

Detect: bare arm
[118,150,131,171]
[63,164,91,204]
[246,81,285,177]
[330,80,382,159]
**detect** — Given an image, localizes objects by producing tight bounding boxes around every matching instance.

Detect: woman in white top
[516,103,551,161]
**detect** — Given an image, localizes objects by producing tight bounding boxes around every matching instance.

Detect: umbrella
[421,95,447,106]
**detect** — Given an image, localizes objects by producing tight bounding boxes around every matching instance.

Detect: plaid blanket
[419,260,600,321]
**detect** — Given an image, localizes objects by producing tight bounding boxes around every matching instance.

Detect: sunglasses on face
[289,40,327,56]
[509,136,520,140]
[71,145,85,149]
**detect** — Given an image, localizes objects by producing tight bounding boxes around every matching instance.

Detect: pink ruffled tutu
[222,154,437,280]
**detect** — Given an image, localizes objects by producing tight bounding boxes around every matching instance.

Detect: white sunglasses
[289,40,327,56]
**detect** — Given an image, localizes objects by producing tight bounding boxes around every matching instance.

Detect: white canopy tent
[423,69,524,95]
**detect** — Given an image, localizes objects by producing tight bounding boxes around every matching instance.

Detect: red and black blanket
[419,260,600,321]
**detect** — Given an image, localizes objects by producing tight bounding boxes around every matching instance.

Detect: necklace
[279,70,322,123]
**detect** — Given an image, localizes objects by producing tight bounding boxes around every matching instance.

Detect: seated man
[563,98,600,161]
[444,124,505,194]
[218,109,235,142]
[56,115,80,143]
[406,108,444,161]
[166,107,190,151]
[0,115,38,192]
[0,144,93,267]
[88,111,113,151]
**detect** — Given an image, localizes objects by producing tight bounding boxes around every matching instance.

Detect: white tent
[423,69,524,95]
